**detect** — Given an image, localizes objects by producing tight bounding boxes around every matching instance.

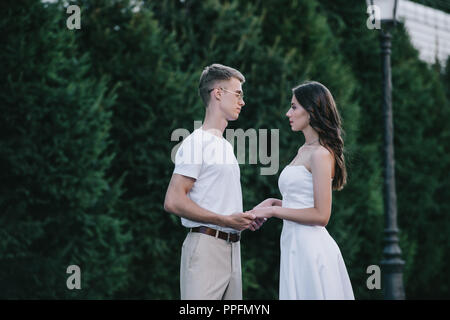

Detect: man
[164,63,264,300]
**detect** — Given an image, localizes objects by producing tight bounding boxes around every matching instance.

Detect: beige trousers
[180,231,242,300]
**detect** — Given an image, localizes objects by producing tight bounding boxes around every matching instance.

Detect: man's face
[217,77,245,121]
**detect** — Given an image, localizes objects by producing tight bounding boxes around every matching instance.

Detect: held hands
[225,211,267,232]
[247,216,267,232]
[225,212,257,231]
[245,198,278,231]
[246,207,274,220]
[244,208,271,231]
[225,198,277,232]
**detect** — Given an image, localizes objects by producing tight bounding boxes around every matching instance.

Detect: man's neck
[202,109,228,137]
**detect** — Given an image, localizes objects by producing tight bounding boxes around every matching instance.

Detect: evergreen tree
[0,0,130,298]
[391,27,450,298]
[74,0,194,298]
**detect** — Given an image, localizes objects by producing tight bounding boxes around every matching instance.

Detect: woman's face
[286,95,310,131]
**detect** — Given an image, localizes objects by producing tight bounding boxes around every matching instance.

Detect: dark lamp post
[366,0,405,300]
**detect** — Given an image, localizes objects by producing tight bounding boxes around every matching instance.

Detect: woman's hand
[253,198,275,209]
[246,198,282,230]
[247,207,275,219]
[247,217,267,231]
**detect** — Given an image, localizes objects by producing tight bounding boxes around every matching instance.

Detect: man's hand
[223,212,256,231]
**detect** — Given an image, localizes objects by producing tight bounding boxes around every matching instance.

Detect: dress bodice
[278,165,314,209]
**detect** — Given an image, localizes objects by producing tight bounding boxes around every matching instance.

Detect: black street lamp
[366,0,405,300]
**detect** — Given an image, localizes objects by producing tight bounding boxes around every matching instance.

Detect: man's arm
[164,173,255,231]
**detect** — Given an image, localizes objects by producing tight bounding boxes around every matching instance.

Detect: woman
[249,81,354,300]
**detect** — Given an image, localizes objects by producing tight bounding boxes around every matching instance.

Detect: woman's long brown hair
[292,81,347,191]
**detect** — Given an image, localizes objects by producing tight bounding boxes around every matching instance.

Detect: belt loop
[227,233,231,243]
[215,229,219,238]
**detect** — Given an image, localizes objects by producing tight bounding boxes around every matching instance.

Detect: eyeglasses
[208,87,244,100]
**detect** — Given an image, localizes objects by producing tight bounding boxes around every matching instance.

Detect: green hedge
[1,0,448,299]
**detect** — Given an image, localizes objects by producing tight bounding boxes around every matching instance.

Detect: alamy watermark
[66,265,81,290]
[366,5,381,30]
[171,121,279,176]
[66,5,81,30]
[366,264,381,290]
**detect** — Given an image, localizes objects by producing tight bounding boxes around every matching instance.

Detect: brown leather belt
[190,226,240,243]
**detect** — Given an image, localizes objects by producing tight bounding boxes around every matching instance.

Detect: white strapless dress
[278,165,354,300]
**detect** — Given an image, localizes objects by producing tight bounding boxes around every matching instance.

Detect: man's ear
[213,88,221,101]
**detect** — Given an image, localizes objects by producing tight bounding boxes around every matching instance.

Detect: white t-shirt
[173,127,243,233]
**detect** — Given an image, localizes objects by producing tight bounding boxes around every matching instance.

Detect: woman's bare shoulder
[310,146,334,171]
[312,145,333,160]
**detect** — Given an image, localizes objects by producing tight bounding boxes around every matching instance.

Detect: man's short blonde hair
[198,64,245,107]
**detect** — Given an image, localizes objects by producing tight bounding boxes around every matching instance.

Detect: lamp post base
[381,258,405,300]
[380,226,405,300]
